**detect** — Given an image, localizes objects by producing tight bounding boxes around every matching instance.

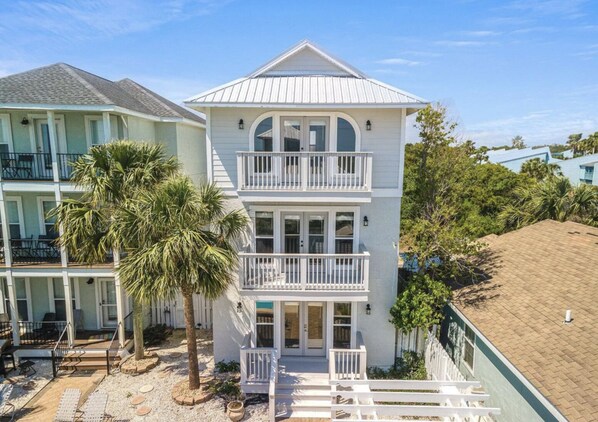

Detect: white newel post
[46,111,60,182]
[300,256,307,290]
[113,251,126,347]
[62,271,75,346]
[5,275,19,346]
[300,154,308,190]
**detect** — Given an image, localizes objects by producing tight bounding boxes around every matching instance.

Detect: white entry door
[282,301,326,356]
[98,279,118,328]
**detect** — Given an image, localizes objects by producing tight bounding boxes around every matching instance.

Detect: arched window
[337,118,356,152]
[254,117,273,152]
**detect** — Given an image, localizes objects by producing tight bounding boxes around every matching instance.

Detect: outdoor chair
[0,383,15,421]
[81,391,108,422]
[54,388,81,422]
[33,312,57,338]
[16,154,34,179]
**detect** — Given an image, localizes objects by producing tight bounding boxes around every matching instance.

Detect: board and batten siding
[265,48,346,74]
[209,107,403,191]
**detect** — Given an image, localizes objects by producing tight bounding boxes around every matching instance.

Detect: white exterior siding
[209,107,403,191]
[177,124,207,185]
[265,48,346,74]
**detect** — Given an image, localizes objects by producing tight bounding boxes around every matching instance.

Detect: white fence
[396,328,426,358]
[237,151,373,191]
[425,333,466,382]
[239,252,369,291]
[150,293,212,329]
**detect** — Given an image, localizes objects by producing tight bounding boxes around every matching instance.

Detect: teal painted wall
[63,111,88,153]
[442,306,560,422]
[155,122,178,158]
[30,278,51,321]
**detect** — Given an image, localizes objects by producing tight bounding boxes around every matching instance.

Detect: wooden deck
[14,331,132,350]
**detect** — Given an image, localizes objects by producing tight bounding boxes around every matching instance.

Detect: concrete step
[275,387,331,400]
[274,396,332,420]
[59,360,112,371]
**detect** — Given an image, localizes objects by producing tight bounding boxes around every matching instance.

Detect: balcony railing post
[363,253,370,291]
[300,154,308,191]
[237,154,244,190]
[300,255,307,290]
[366,154,373,189]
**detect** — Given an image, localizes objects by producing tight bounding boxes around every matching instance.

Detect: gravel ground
[2,358,53,411]
[95,329,268,421]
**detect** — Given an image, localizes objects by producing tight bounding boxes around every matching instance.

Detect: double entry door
[283,301,326,356]
[283,212,327,254]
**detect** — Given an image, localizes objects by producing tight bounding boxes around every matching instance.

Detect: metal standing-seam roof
[0,63,205,124]
[185,40,427,109]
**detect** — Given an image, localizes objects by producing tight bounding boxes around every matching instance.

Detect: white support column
[0,184,13,267]
[274,301,282,353]
[205,109,213,182]
[326,301,334,360]
[62,271,75,345]
[46,111,60,183]
[102,112,112,144]
[5,274,19,346]
[113,251,126,348]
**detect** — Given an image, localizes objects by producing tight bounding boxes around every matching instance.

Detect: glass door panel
[308,119,327,152]
[307,214,326,254]
[305,302,325,356]
[282,119,303,152]
[283,302,301,355]
[283,214,301,253]
[99,279,117,328]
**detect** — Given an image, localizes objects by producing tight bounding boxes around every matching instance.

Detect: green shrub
[367,352,427,380]
[211,378,242,400]
[143,324,171,347]
[215,360,240,373]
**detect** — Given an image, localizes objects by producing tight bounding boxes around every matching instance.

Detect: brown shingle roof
[453,220,598,421]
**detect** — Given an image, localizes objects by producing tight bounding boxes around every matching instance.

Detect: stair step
[275,388,331,400]
[275,398,331,409]
[275,408,331,419]
[59,361,114,369]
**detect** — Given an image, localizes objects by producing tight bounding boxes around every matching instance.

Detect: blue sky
[0,0,597,146]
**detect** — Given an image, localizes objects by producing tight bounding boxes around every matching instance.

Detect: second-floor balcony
[0,152,83,181]
[237,152,372,192]
[239,248,369,297]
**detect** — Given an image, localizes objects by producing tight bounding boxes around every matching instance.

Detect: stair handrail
[106,311,133,375]
[51,322,71,378]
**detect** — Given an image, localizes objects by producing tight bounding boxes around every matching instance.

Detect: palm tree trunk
[133,298,144,361]
[183,288,200,390]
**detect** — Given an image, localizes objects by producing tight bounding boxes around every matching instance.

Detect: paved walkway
[18,371,104,421]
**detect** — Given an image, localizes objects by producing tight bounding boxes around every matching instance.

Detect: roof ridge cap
[59,63,113,105]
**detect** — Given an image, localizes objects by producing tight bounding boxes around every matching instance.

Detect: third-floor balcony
[0,152,83,181]
[237,152,372,193]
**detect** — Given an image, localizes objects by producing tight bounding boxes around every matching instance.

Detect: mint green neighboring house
[441,220,598,422]
[0,63,210,359]
[553,153,598,186]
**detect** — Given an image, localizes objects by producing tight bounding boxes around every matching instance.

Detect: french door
[282,212,327,254]
[98,279,118,328]
[282,301,326,356]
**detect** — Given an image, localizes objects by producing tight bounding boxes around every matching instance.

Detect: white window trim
[254,301,275,348]
[47,277,80,316]
[248,111,361,152]
[5,196,26,239]
[37,196,56,236]
[461,325,476,374]
[250,205,360,254]
[85,114,119,148]
[85,115,104,148]
[3,277,32,322]
[27,113,67,154]
[0,114,14,152]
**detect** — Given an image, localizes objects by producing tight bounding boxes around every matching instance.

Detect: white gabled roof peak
[248,39,366,79]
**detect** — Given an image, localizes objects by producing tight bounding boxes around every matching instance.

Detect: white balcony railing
[237,152,373,191]
[239,251,369,292]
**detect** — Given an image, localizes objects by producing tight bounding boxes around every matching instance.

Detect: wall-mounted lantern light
[366,304,372,315]
[363,216,369,227]
[86,277,94,285]
[366,120,372,131]
[21,117,30,126]
[238,119,244,130]
[236,301,243,313]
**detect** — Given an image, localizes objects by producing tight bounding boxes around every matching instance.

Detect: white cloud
[459,30,502,37]
[435,40,493,47]
[375,58,422,66]
[0,0,230,41]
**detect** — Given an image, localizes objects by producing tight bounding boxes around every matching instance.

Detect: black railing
[0,321,12,341]
[10,238,61,264]
[0,240,4,264]
[0,152,53,180]
[51,322,70,378]
[57,153,83,180]
[18,320,67,346]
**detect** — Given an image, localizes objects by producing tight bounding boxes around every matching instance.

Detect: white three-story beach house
[185,41,428,403]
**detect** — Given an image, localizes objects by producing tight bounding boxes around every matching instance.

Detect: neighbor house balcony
[10,238,61,265]
[0,152,83,181]
[239,248,369,300]
[237,152,372,202]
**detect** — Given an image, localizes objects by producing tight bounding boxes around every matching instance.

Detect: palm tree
[500,177,598,230]
[116,177,248,390]
[520,158,561,181]
[51,141,179,361]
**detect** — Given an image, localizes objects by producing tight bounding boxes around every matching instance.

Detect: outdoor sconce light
[20,117,29,126]
[366,304,372,315]
[236,301,243,313]
[238,119,244,130]
[86,277,95,285]
[363,216,369,227]
[366,120,372,131]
